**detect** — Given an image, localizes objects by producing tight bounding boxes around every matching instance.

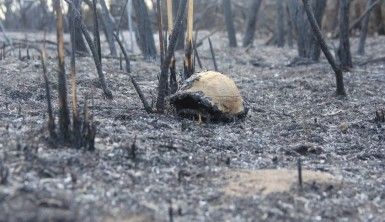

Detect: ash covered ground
[0,32,385,221]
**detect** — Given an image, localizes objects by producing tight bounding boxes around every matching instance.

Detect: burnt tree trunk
[242,0,262,47]
[373,1,385,35]
[324,0,339,33]
[358,0,374,55]
[302,0,346,96]
[222,0,237,47]
[275,0,285,47]
[288,0,309,57]
[183,0,194,79]
[173,0,186,50]
[289,0,325,61]
[309,0,326,61]
[133,0,157,59]
[92,0,101,61]
[99,0,117,56]
[337,0,353,70]
[69,0,88,54]
[286,2,294,48]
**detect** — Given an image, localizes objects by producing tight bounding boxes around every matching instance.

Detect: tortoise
[169,71,248,122]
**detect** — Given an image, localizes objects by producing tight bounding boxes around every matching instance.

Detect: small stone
[339,122,349,133]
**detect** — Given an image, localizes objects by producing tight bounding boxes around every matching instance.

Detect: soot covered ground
[0,32,385,221]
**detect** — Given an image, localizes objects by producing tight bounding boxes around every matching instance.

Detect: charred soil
[0,32,385,221]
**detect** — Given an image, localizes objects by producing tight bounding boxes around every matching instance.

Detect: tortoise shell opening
[169,71,247,122]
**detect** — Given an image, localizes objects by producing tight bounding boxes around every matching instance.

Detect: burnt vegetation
[1,0,385,221]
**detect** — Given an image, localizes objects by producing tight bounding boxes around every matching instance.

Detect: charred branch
[242,0,262,47]
[65,0,113,99]
[302,0,346,96]
[156,0,188,112]
[222,0,237,47]
[114,33,153,114]
[40,48,56,139]
[358,0,375,55]
[92,0,102,62]
[54,0,71,141]
[183,0,194,79]
[337,0,353,70]
[133,0,157,60]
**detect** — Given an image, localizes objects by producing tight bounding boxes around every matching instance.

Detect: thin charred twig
[2,39,71,55]
[114,33,153,114]
[115,0,129,35]
[70,0,89,55]
[183,0,194,79]
[114,33,131,73]
[302,0,346,96]
[3,43,58,58]
[208,37,218,71]
[164,30,168,56]
[156,0,188,112]
[157,0,165,66]
[0,160,9,185]
[65,0,113,99]
[99,0,118,56]
[54,0,71,141]
[2,45,4,59]
[375,108,385,123]
[169,200,174,222]
[193,29,202,69]
[169,57,177,94]
[26,48,30,60]
[130,135,137,159]
[195,29,219,48]
[193,46,202,69]
[2,43,5,59]
[82,96,96,151]
[297,158,303,191]
[359,56,385,66]
[41,47,56,139]
[92,0,102,63]
[119,53,123,70]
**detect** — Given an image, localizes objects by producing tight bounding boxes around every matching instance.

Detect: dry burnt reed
[156,0,188,112]
[41,0,96,150]
[65,0,113,99]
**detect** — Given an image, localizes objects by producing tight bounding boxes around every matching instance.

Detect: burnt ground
[0,32,385,221]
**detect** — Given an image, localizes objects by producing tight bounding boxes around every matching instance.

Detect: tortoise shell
[169,71,247,121]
